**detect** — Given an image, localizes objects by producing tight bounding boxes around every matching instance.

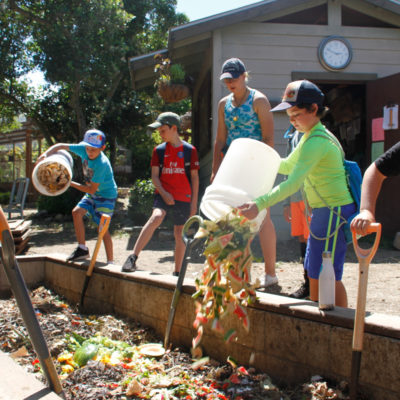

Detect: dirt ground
[25,197,400,316]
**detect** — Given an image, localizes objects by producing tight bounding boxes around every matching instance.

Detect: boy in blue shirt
[38,129,118,263]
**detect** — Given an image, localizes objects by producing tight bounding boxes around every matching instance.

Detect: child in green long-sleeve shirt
[239,80,355,307]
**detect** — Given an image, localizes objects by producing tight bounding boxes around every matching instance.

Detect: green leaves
[1,0,189,168]
[128,178,155,224]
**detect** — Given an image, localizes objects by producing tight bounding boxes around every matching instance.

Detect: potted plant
[154,54,190,103]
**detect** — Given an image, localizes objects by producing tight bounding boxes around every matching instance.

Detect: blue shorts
[77,194,116,225]
[304,203,356,281]
[153,194,190,226]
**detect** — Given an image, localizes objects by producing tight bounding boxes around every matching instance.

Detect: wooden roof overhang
[128,0,400,90]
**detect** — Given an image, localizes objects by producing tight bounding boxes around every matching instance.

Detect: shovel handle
[0,207,11,235]
[79,214,111,309]
[350,222,381,400]
[0,207,15,266]
[351,223,381,266]
[86,214,111,277]
[0,208,64,396]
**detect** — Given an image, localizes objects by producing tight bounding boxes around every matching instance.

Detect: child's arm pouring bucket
[36,143,70,164]
[237,201,259,221]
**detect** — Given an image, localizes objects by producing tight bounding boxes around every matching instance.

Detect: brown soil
[25,197,400,316]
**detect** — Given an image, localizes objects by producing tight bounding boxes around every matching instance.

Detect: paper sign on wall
[371,141,384,162]
[372,118,384,142]
[383,105,398,130]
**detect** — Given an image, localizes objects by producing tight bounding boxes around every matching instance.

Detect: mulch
[0,286,351,400]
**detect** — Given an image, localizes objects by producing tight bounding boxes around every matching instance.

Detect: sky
[176,0,260,21]
[25,0,261,87]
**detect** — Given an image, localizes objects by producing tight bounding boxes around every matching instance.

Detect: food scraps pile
[0,287,351,399]
[36,162,70,193]
[192,210,259,351]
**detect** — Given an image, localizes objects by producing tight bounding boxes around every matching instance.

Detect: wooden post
[12,142,15,181]
[25,128,32,180]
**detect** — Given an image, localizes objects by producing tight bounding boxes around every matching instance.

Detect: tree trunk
[70,82,87,137]
[109,136,116,167]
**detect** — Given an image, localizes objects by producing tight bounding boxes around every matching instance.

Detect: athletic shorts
[153,194,191,226]
[77,194,116,225]
[290,200,310,238]
[304,203,356,281]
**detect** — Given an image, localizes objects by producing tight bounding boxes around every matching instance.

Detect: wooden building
[129,0,400,238]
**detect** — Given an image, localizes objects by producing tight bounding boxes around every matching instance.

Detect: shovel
[164,215,204,349]
[79,214,111,310]
[0,207,64,397]
[350,222,381,400]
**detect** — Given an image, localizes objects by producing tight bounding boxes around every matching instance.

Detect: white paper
[383,105,398,130]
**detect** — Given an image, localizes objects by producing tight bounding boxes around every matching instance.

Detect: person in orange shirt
[282,125,310,298]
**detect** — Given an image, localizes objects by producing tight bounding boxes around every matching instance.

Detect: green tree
[1,0,189,178]
[0,2,33,126]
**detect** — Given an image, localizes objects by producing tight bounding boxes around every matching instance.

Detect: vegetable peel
[191,210,257,353]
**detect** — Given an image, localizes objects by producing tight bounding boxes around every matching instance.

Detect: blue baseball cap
[220,58,246,80]
[80,129,106,148]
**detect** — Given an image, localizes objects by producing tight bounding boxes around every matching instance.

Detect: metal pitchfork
[0,207,64,398]
[164,215,204,349]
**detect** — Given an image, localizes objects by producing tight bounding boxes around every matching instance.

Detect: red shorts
[290,201,310,239]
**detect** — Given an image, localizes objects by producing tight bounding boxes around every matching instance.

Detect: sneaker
[121,254,137,272]
[172,271,179,277]
[67,246,89,262]
[258,274,278,288]
[289,283,310,299]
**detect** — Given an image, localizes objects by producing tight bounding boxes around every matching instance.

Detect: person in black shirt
[351,141,400,235]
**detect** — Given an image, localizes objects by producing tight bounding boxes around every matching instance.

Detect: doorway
[318,82,367,170]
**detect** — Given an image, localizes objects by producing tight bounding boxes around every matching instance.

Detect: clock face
[319,36,352,71]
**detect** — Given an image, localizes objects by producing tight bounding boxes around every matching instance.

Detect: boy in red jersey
[122,112,199,275]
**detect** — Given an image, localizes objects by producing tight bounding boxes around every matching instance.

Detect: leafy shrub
[128,179,155,225]
[0,191,10,205]
[37,189,82,215]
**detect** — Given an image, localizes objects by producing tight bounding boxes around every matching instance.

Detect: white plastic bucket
[200,138,281,228]
[32,150,73,196]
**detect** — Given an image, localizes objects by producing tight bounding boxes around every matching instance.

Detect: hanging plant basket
[157,81,190,103]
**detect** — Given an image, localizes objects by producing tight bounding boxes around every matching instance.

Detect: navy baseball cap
[80,129,106,148]
[271,80,324,112]
[220,58,246,80]
[148,112,181,130]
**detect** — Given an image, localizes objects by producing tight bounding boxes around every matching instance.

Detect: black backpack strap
[182,141,193,184]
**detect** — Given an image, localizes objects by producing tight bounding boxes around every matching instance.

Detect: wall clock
[318,36,352,71]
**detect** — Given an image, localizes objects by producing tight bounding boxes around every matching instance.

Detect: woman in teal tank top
[211,57,277,289]
[224,89,263,150]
